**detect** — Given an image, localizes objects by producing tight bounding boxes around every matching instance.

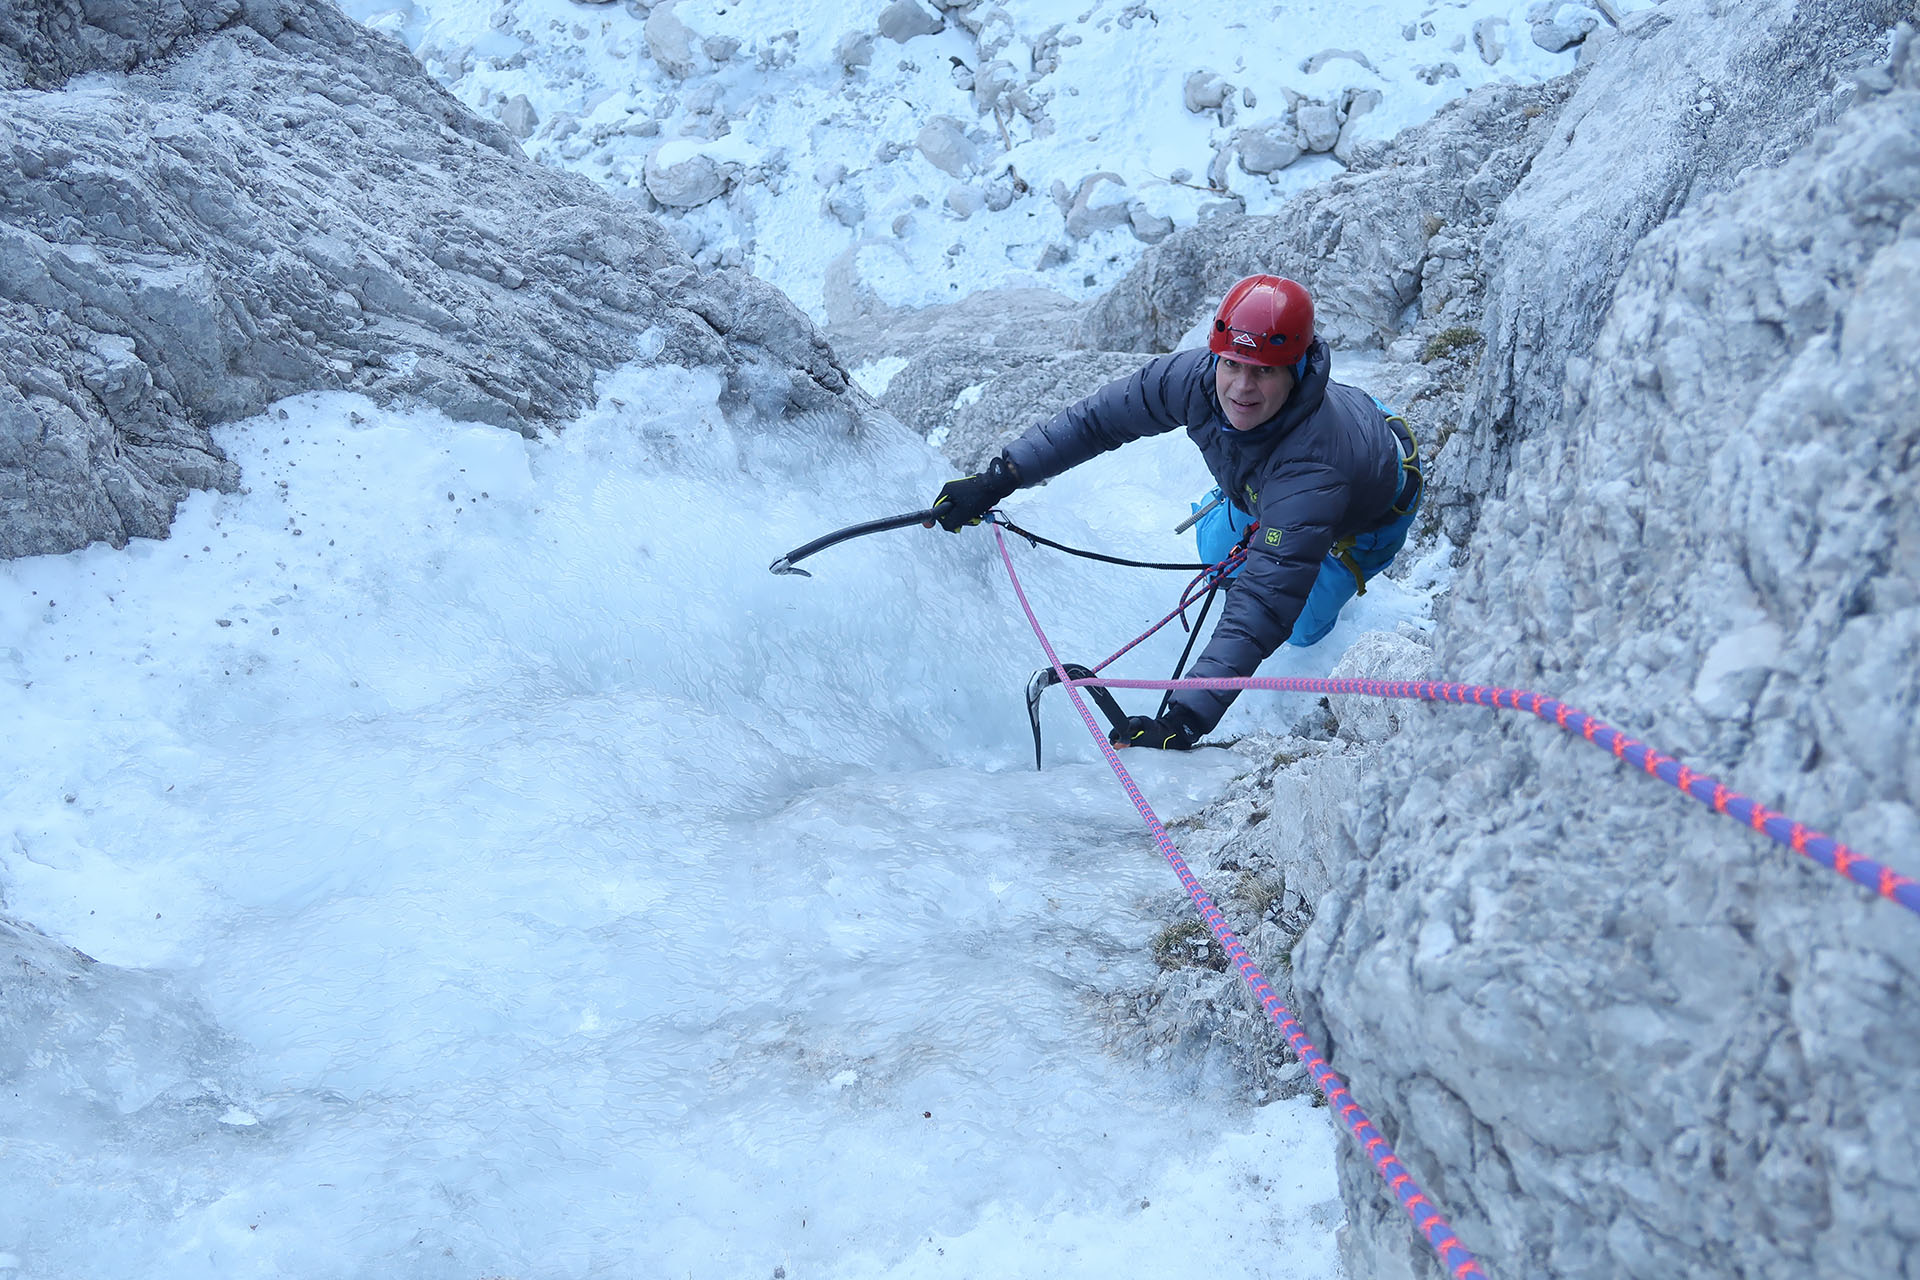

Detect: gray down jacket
[1000,339,1404,735]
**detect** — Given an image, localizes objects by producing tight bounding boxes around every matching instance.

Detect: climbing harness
[1385,412,1423,518]
[1333,414,1424,596]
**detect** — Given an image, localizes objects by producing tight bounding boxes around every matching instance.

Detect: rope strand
[1081,675,1918,919]
[992,524,1488,1279]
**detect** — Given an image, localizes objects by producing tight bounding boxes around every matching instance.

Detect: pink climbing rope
[991,524,1488,1280]
[1091,550,1246,674]
[1081,675,1919,919]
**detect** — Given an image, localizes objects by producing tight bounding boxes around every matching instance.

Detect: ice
[0,365,1403,1277]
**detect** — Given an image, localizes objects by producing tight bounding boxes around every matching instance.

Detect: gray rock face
[825,285,1140,469]
[0,0,849,559]
[1281,7,1920,1280]
[1437,0,1907,550]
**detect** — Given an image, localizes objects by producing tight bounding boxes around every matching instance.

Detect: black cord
[1156,572,1227,718]
[993,515,1211,572]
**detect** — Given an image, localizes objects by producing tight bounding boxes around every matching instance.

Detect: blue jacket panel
[1001,341,1402,734]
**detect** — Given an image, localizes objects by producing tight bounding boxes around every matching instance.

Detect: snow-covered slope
[341,0,1647,321]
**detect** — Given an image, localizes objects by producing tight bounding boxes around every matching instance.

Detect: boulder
[644,142,730,207]
[1062,171,1130,239]
[946,183,984,218]
[644,2,700,79]
[1295,98,1344,152]
[1237,120,1305,175]
[1302,47,1379,75]
[1474,16,1509,64]
[1531,4,1601,53]
[914,115,979,177]
[1183,70,1232,113]
[824,186,866,228]
[834,31,874,72]
[878,0,944,43]
[1127,203,1175,244]
[498,93,539,140]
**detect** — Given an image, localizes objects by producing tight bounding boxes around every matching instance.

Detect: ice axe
[769,509,940,576]
[1025,663,1132,770]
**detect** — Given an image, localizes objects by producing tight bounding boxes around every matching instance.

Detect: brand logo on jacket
[1265,528,1283,547]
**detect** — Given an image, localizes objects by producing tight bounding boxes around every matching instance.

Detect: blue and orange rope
[1085,675,1919,919]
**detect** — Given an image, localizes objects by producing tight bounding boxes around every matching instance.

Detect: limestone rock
[1127,204,1175,244]
[1183,70,1230,111]
[1062,171,1130,239]
[824,185,866,228]
[0,0,852,558]
[1303,47,1379,75]
[498,93,539,140]
[1237,119,1305,175]
[1328,631,1430,744]
[644,2,700,79]
[1474,16,1508,64]
[644,142,730,207]
[1295,98,1343,152]
[1183,70,1232,115]
[834,31,874,72]
[1531,4,1601,53]
[877,0,944,43]
[945,183,984,218]
[915,115,979,177]
[1333,89,1383,165]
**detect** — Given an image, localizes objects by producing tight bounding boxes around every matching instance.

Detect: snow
[334,0,1656,322]
[0,0,1581,1274]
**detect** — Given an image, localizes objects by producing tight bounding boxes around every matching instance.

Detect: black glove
[930,456,1019,532]
[1109,711,1199,751]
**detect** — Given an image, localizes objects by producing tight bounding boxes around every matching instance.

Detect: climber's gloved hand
[929,456,1020,532]
[1109,710,1199,751]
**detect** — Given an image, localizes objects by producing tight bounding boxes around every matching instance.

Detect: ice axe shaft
[770,509,940,576]
[1172,492,1224,536]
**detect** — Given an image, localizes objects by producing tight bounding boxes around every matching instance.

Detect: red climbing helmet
[1208,275,1314,367]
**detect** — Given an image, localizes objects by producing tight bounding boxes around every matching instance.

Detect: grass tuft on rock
[1420,325,1483,363]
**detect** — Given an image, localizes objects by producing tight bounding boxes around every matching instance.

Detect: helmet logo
[1232,332,1257,349]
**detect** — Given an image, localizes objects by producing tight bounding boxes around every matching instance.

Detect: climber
[928,274,1423,750]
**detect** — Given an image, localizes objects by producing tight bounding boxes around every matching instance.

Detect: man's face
[1214,354,1295,431]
